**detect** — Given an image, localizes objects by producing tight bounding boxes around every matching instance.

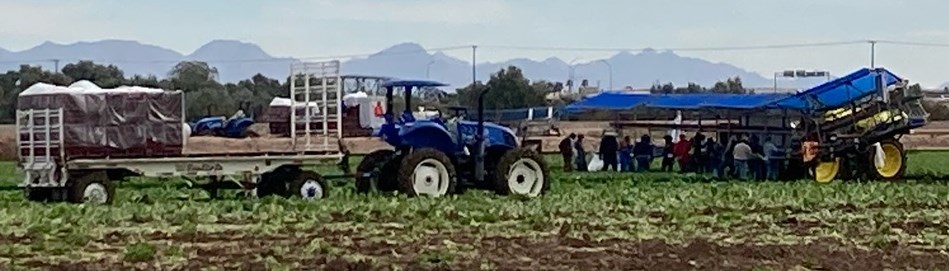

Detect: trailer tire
[25,188,53,202]
[256,172,289,198]
[494,148,549,197]
[289,171,328,200]
[67,171,114,204]
[398,148,456,197]
[870,139,906,180]
[355,149,399,194]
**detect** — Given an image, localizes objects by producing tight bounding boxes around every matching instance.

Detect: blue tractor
[355,80,550,198]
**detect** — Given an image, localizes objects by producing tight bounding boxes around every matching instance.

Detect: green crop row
[0,152,948,268]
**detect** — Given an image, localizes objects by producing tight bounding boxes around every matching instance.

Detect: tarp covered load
[265,95,374,137]
[17,80,184,159]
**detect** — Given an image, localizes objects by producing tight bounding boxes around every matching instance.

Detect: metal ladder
[289,60,343,152]
[16,108,65,187]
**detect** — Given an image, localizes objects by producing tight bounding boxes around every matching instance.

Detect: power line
[875,40,949,48]
[482,40,869,52]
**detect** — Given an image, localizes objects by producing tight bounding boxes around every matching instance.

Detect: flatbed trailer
[16,60,349,204]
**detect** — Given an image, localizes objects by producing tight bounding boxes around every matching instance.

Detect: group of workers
[559,131,795,180]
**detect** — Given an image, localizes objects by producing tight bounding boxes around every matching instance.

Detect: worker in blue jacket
[619,136,634,172]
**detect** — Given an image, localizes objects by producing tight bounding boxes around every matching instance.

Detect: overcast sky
[1,0,948,87]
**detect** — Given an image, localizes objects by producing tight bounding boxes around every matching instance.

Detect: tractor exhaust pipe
[474,86,490,183]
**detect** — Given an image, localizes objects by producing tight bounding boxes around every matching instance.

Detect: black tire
[869,139,906,180]
[355,149,399,194]
[493,148,550,197]
[256,171,289,198]
[25,188,53,202]
[288,171,329,200]
[67,171,114,204]
[398,148,457,197]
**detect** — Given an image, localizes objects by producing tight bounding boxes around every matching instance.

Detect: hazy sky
[1,0,948,87]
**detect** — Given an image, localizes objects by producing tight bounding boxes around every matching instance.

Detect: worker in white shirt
[732,137,761,180]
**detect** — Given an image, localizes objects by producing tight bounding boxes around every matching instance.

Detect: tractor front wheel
[398,148,456,197]
[355,149,399,194]
[494,148,549,197]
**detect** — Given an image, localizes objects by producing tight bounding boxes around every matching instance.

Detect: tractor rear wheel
[870,139,906,180]
[493,148,549,197]
[355,149,399,193]
[398,148,456,197]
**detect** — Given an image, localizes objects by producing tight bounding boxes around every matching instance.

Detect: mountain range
[0,40,833,90]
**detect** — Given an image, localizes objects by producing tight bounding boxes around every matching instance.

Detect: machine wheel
[355,149,399,193]
[398,148,456,197]
[67,171,114,204]
[810,158,842,183]
[494,148,549,197]
[256,171,289,198]
[25,188,53,202]
[288,171,329,200]
[871,139,906,180]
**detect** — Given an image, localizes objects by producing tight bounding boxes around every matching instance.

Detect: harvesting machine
[354,80,550,197]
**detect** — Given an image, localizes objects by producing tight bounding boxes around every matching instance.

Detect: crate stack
[17,81,184,159]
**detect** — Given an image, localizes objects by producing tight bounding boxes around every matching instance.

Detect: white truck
[16,60,348,204]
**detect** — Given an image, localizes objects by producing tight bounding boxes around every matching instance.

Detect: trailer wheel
[355,149,399,193]
[871,139,906,180]
[398,148,456,197]
[67,171,114,204]
[289,171,328,200]
[494,148,549,197]
[256,172,289,198]
[25,188,53,202]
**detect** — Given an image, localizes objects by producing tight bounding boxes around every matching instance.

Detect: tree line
[10,60,943,125]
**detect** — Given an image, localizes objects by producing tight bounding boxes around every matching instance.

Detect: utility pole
[471,45,477,87]
[869,40,877,68]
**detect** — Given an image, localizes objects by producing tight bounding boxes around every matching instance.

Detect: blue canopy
[381,79,448,88]
[564,92,652,112]
[564,67,902,113]
[774,68,902,111]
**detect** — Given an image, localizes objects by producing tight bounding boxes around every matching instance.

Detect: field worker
[690,133,707,173]
[723,135,738,177]
[599,132,619,171]
[748,135,765,180]
[633,135,655,172]
[705,137,724,177]
[732,137,760,180]
[661,135,675,172]
[763,136,779,180]
[673,134,692,172]
[619,136,634,172]
[574,135,588,172]
[559,133,577,172]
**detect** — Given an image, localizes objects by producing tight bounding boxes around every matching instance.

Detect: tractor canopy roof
[381,79,449,88]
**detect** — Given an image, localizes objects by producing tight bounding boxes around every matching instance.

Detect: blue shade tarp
[774,68,902,111]
[564,92,652,112]
[699,93,790,109]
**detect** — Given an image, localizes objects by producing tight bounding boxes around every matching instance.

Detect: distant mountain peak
[376,42,428,55]
[640,48,658,54]
[189,39,271,59]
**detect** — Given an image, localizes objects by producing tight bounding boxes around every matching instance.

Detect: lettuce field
[2,152,949,270]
